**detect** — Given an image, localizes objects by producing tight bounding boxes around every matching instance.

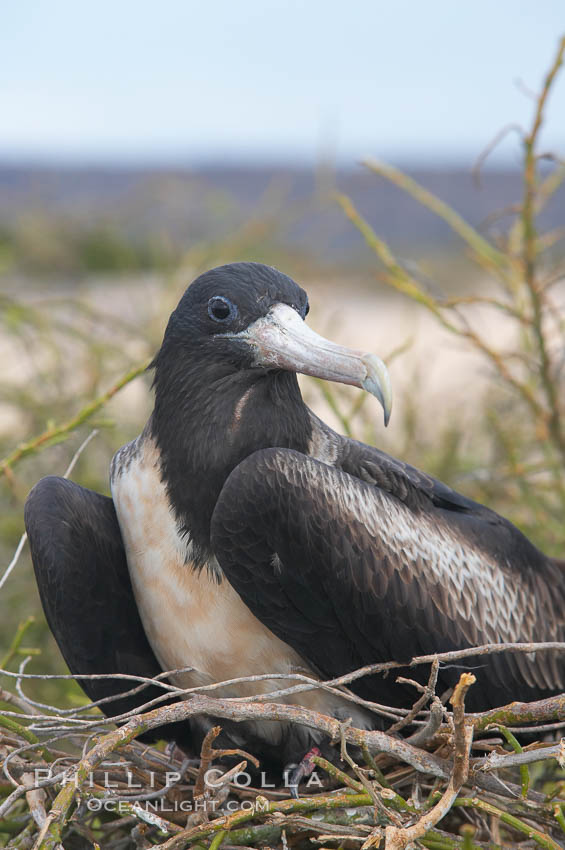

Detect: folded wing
[25,476,192,745]
[211,447,564,709]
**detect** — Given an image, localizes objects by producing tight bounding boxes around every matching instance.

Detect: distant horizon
[0,153,527,173]
[2,158,562,264]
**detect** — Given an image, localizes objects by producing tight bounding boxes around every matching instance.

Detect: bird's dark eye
[304,300,310,317]
[208,296,237,323]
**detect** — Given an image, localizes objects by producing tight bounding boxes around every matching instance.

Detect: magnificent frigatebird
[25,262,564,770]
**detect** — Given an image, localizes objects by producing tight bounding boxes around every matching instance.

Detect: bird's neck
[150,363,312,561]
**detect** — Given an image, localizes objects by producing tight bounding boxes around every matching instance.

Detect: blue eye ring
[208,296,237,323]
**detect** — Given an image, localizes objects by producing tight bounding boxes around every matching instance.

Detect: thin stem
[0,359,150,478]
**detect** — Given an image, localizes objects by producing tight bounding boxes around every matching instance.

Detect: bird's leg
[285,746,321,799]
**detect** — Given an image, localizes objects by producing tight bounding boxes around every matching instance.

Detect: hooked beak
[233,303,392,426]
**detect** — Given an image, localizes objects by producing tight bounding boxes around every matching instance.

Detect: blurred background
[1,2,564,702]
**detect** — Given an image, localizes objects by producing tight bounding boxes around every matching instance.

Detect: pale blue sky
[2,1,564,164]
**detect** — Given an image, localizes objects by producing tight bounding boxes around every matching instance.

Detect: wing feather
[25,476,192,747]
[211,448,565,709]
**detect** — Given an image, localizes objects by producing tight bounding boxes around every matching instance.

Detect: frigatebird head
[155,262,392,425]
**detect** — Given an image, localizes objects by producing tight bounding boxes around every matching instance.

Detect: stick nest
[2,644,565,849]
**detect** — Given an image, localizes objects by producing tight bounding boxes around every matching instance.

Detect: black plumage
[24,477,192,747]
[25,262,565,768]
[212,446,564,710]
